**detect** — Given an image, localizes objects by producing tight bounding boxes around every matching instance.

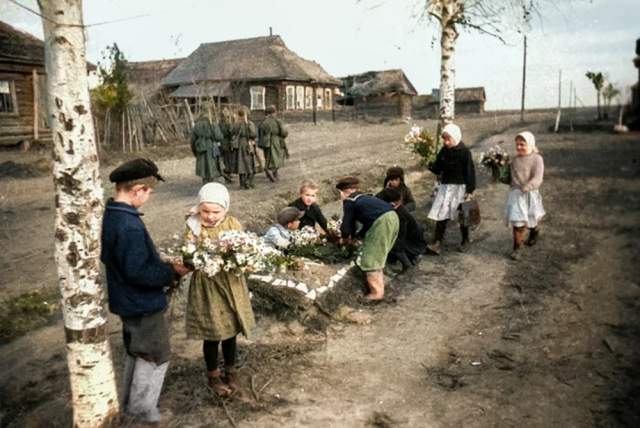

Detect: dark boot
[247,174,255,188]
[458,226,470,253]
[265,169,276,182]
[273,169,279,181]
[222,172,233,184]
[526,227,539,246]
[239,174,248,189]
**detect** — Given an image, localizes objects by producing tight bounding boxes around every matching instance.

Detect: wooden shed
[126,58,183,102]
[339,69,417,119]
[413,87,487,118]
[161,35,341,122]
[0,21,49,148]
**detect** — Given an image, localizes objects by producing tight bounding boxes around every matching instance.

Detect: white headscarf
[516,131,537,154]
[442,123,462,146]
[187,183,230,235]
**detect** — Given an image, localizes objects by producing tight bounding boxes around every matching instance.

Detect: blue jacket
[101,200,173,317]
[340,192,394,239]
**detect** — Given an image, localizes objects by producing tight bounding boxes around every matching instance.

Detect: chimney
[269,27,273,37]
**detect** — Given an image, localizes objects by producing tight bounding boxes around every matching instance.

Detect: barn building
[339,69,417,119]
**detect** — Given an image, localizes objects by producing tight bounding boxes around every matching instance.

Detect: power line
[8,0,151,29]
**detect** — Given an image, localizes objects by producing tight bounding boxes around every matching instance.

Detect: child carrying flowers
[183,183,255,397]
[505,131,545,260]
[426,123,476,254]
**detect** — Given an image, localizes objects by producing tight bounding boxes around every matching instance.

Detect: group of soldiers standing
[191,105,289,189]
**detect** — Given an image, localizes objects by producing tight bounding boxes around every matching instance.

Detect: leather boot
[527,227,539,246]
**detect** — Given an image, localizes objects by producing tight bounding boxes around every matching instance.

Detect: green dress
[191,118,224,180]
[259,116,288,170]
[185,216,255,340]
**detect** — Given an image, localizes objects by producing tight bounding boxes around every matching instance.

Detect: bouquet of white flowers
[182,231,281,278]
[404,125,437,166]
[289,226,321,249]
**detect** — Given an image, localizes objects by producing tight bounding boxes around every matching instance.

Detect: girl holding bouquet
[426,123,476,254]
[183,183,255,397]
[505,131,545,260]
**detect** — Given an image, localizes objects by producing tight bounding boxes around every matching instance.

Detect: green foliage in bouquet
[287,241,358,265]
[404,126,437,166]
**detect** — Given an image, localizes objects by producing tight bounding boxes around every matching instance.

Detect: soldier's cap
[277,207,304,225]
[335,176,360,191]
[109,158,164,183]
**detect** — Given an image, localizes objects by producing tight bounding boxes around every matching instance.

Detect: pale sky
[2,0,638,110]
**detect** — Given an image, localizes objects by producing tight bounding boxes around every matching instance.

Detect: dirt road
[1,114,639,427]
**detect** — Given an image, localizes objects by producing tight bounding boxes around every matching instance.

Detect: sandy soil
[1,112,639,427]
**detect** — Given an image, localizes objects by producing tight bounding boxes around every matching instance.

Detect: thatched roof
[162,35,340,87]
[455,87,486,102]
[169,82,232,98]
[127,58,184,85]
[341,69,418,97]
[0,20,44,66]
[422,87,486,103]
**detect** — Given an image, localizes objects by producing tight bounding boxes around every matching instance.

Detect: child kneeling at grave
[377,187,427,272]
[288,180,329,234]
[263,206,304,250]
[336,176,399,301]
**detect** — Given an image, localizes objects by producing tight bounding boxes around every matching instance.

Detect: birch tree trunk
[437,1,460,128]
[39,1,119,426]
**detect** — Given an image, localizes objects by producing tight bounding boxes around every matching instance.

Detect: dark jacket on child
[429,142,476,193]
[289,197,328,232]
[388,205,427,266]
[341,192,394,239]
[101,200,173,318]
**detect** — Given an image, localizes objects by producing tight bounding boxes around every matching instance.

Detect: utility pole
[554,69,562,132]
[520,35,527,122]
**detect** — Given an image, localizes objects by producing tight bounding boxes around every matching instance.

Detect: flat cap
[109,158,164,183]
[277,207,304,225]
[335,176,360,190]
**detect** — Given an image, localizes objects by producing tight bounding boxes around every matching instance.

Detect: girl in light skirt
[505,131,545,260]
[426,123,476,254]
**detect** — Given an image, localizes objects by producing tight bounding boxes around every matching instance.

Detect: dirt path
[239,126,640,427]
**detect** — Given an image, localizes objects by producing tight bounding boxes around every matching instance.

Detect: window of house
[296,86,304,110]
[250,86,265,110]
[0,80,16,113]
[286,85,295,110]
[304,87,313,110]
[324,88,332,110]
[316,87,323,109]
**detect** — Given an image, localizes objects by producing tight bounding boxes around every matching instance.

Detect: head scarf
[187,183,230,236]
[442,123,462,146]
[516,131,537,154]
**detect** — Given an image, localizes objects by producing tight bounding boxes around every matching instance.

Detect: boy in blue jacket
[101,158,189,424]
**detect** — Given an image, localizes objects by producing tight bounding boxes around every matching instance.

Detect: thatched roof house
[161,35,340,119]
[339,69,417,118]
[1,20,95,147]
[127,58,183,100]
[413,86,487,118]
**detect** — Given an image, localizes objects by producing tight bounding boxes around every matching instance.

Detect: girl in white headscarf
[183,183,255,397]
[426,123,476,254]
[505,131,545,260]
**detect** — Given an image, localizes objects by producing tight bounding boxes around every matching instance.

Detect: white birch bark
[429,0,461,128]
[39,1,119,426]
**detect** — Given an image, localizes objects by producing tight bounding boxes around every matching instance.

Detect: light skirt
[505,188,545,228]
[428,184,466,221]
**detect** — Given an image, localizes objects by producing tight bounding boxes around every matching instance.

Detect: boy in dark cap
[263,206,304,250]
[336,176,399,301]
[376,166,416,212]
[101,158,189,424]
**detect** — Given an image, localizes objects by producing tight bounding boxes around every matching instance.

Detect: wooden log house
[161,35,342,123]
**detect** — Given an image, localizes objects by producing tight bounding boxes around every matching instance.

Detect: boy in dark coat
[376,166,416,212]
[101,158,189,424]
[288,180,328,234]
